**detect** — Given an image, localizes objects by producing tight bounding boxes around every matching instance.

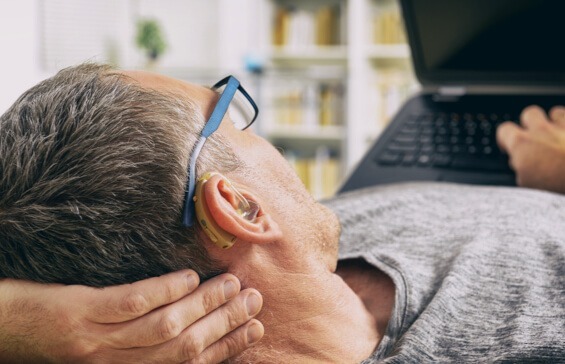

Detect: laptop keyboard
[376,112,516,173]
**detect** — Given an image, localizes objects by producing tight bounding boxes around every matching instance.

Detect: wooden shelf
[267,46,348,65]
[366,44,410,59]
[254,0,417,175]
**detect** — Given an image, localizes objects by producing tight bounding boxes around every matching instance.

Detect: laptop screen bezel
[400,0,565,87]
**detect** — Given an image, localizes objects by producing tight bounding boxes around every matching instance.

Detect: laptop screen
[401,0,565,86]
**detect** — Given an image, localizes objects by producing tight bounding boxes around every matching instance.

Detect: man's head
[0,64,340,287]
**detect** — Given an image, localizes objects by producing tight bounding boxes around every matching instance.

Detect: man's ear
[201,174,282,245]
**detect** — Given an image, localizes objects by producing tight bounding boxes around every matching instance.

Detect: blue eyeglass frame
[182,75,258,227]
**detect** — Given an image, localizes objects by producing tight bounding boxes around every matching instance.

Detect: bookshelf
[213,0,418,198]
[33,0,416,199]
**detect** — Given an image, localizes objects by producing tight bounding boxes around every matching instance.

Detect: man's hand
[497,105,565,194]
[0,270,264,363]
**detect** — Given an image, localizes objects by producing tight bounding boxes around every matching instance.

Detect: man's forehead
[120,70,218,114]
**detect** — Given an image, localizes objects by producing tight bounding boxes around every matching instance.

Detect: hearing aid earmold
[193,172,259,249]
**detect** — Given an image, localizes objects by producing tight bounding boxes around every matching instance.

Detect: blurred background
[0,0,419,199]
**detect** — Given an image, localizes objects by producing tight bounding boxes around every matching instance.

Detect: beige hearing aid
[193,172,259,249]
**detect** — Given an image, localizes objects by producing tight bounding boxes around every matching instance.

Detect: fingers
[106,289,263,363]
[549,105,565,127]
[170,288,262,356]
[85,270,201,323]
[100,273,242,347]
[496,121,527,154]
[186,319,264,364]
[520,105,550,131]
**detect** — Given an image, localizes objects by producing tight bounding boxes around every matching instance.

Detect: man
[0,64,265,364]
[0,64,563,362]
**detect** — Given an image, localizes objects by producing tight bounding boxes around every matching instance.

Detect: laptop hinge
[434,86,466,101]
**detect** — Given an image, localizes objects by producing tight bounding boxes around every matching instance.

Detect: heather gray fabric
[324,183,565,363]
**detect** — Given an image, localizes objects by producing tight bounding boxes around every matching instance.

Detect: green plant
[136,19,167,61]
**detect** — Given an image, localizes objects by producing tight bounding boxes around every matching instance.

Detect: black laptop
[340,0,565,193]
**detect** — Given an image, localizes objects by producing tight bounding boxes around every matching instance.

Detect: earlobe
[198,173,282,248]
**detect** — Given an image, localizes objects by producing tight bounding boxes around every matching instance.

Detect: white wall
[0,0,263,113]
[135,0,220,70]
[0,0,49,113]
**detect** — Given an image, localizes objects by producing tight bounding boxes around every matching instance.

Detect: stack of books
[272,4,344,48]
[271,81,345,128]
[285,147,340,200]
[372,7,406,44]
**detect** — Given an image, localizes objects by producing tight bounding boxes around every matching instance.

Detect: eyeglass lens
[214,84,256,130]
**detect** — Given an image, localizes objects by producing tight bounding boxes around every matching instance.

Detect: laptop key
[401,124,418,133]
[417,154,433,166]
[421,127,434,135]
[421,144,434,153]
[402,153,417,166]
[394,135,417,143]
[419,135,433,143]
[434,135,448,144]
[387,143,418,152]
[433,154,452,167]
[377,151,402,166]
[436,144,450,153]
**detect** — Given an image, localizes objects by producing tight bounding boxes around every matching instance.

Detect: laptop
[339,0,565,193]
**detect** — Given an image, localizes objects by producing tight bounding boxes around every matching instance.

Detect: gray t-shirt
[324,183,565,363]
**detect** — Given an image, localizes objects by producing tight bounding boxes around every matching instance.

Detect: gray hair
[0,64,241,286]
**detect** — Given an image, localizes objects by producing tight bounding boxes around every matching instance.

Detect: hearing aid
[193,172,259,249]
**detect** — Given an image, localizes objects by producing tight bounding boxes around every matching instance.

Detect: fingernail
[186,274,198,290]
[224,280,238,300]
[246,293,262,316]
[247,322,263,344]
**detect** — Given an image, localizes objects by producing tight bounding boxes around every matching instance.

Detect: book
[284,147,340,200]
[373,7,406,44]
[272,4,343,48]
[271,81,344,128]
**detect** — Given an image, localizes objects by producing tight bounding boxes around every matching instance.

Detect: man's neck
[231,253,393,363]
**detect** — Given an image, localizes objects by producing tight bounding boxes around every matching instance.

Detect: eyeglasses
[182,76,259,227]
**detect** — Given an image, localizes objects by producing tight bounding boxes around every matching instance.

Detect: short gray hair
[0,63,241,286]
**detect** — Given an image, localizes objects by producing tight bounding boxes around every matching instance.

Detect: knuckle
[186,356,208,364]
[537,120,551,131]
[186,335,241,364]
[200,288,220,314]
[224,302,245,329]
[181,332,206,360]
[509,132,528,149]
[120,292,149,315]
[157,312,183,341]
[61,341,99,362]
[163,280,181,302]
[219,334,242,358]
